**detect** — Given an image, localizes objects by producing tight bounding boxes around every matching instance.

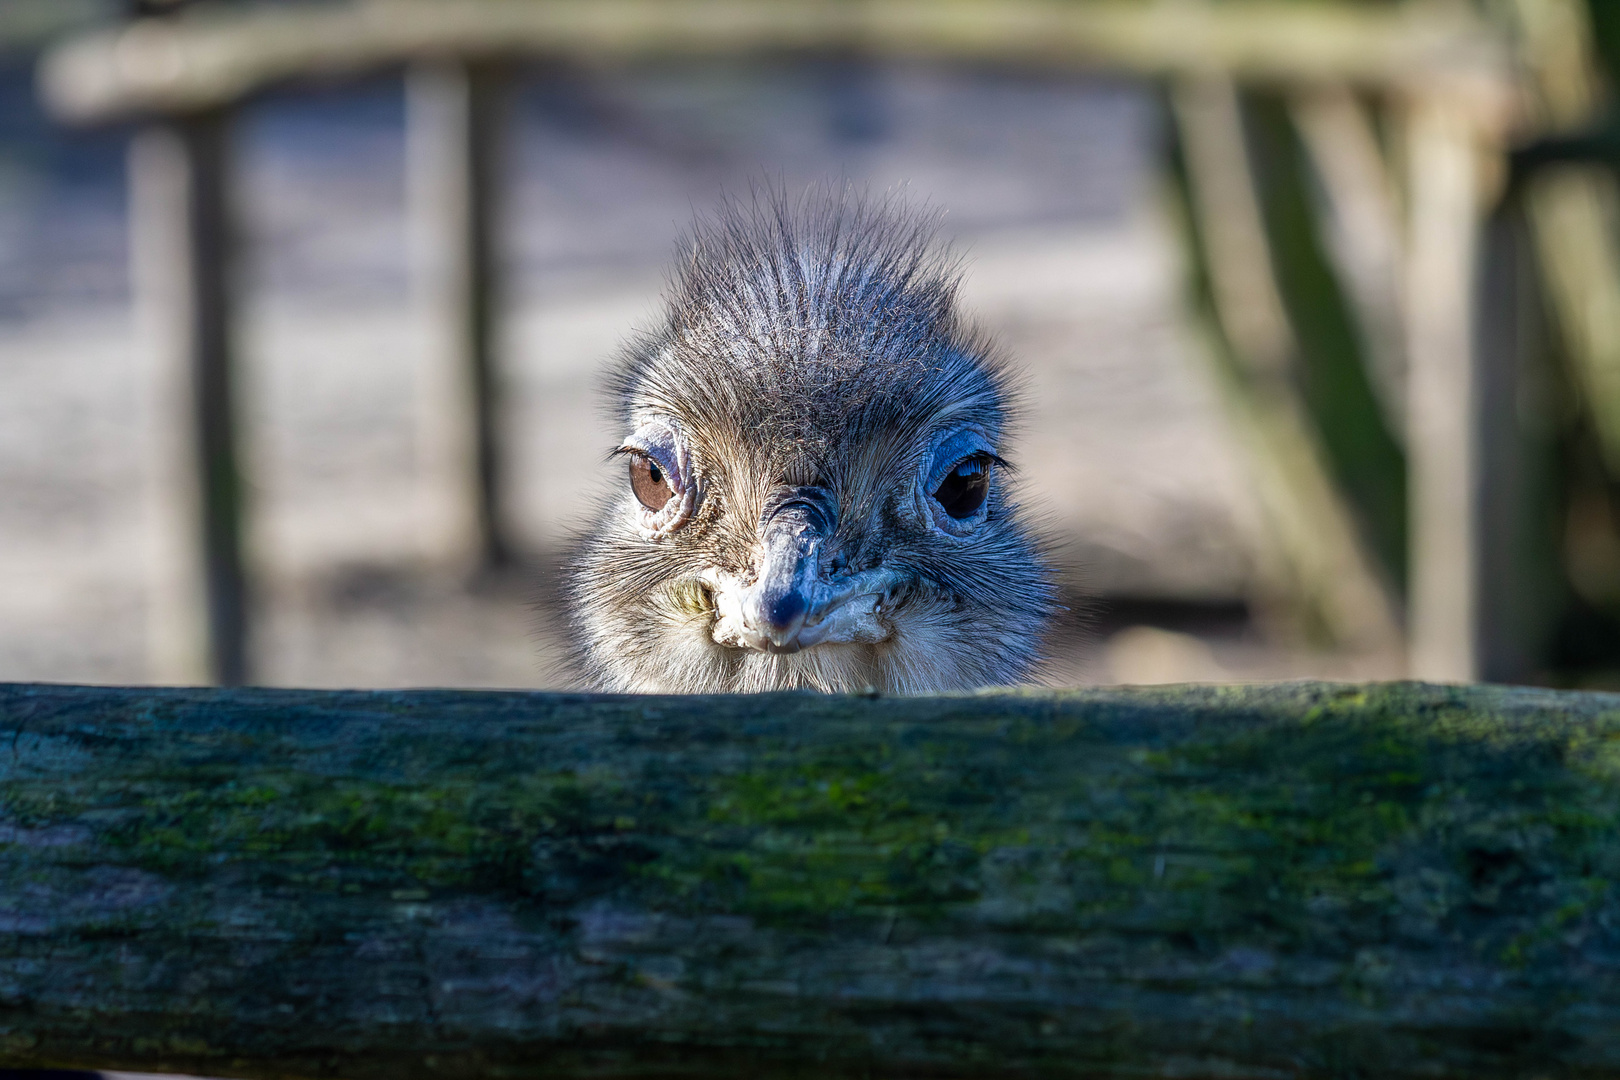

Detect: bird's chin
[718,629,873,656]
[746,639,807,655]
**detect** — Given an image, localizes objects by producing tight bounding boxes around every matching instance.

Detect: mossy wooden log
[40,0,1507,126]
[3,681,1620,1078]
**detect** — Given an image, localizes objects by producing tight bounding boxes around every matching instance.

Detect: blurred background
[2,0,1618,690]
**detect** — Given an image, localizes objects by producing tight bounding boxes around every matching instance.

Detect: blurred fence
[29,0,1620,686]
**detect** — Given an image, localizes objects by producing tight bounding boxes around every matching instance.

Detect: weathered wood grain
[2,681,1620,1077]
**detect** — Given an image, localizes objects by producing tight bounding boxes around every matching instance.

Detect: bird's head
[566,192,1056,693]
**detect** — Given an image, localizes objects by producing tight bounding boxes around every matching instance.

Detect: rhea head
[566,191,1055,693]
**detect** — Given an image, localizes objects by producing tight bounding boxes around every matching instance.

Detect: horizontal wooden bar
[39,0,1509,125]
[1,680,1618,1077]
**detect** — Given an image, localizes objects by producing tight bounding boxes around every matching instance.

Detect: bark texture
[2,681,1619,1077]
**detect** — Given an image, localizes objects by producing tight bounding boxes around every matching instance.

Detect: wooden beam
[38,0,1509,126]
[3,681,1620,1077]
[126,114,250,686]
[407,59,515,571]
[1473,204,1565,683]
[1403,91,1483,682]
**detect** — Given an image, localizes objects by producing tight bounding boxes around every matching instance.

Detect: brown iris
[630,454,674,510]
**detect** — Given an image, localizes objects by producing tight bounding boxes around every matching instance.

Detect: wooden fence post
[1403,91,1483,683]
[1474,201,1565,683]
[408,58,514,572]
[128,112,249,687]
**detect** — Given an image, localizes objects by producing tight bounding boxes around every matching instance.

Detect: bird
[565,189,1056,693]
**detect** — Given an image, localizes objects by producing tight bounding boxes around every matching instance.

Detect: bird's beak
[703,490,894,653]
[737,504,824,650]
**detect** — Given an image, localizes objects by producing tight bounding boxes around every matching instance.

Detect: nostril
[766,590,808,632]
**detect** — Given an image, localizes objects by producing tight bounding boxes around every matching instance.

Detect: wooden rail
[40,0,1508,124]
[1,680,1618,1078]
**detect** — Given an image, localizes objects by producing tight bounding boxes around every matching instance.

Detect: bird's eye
[629,454,674,510]
[932,455,991,519]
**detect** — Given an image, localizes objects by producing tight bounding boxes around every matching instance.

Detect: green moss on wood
[2,681,1620,1078]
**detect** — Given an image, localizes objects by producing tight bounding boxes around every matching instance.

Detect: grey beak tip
[765,591,808,633]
